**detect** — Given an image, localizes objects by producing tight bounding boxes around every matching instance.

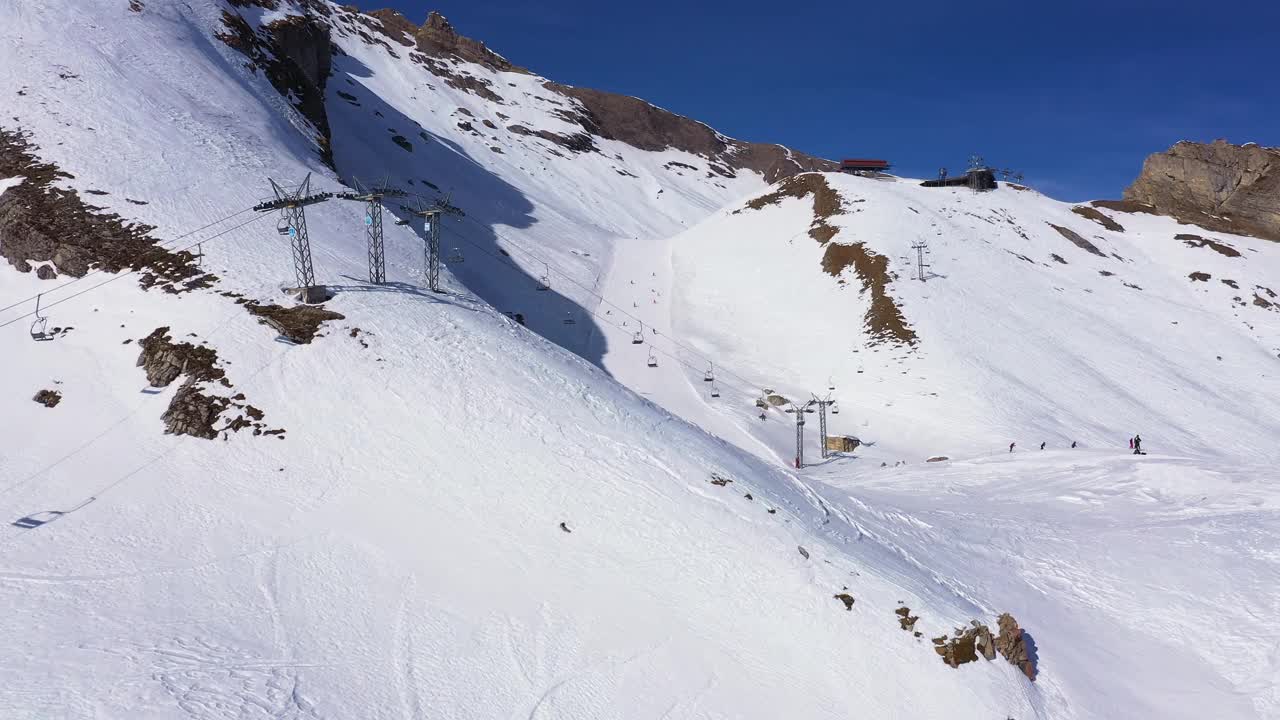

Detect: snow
[1,1,1277,718]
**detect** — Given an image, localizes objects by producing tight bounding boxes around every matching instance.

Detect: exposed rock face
[217,9,333,165]
[996,613,1036,680]
[1123,140,1280,241]
[413,11,526,73]
[545,83,836,181]
[355,10,831,181]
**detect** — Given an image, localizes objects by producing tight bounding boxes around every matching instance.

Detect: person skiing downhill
[1009,442,1016,453]
[1040,442,1046,450]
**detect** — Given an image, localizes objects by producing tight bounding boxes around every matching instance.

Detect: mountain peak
[414,9,525,73]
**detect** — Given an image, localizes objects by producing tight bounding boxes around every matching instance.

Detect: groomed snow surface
[1,1,1277,718]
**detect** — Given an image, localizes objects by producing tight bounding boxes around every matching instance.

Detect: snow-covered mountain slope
[0,2,1037,718]
[2,1,1278,718]
[662,172,1280,466]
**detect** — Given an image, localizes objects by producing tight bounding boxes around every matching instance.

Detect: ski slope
[1,1,1277,718]
[665,173,1280,466]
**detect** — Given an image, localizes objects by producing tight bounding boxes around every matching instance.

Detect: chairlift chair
[448,247,465,263]
[710,383,720,398]
[703,362,714,382]
[536,262,550,291]
[276,218,293,236]
[563,313,576,325]
[29,293,51,342]
[632,321,644,345]
[646,348,658,368]
[828,376,836,391]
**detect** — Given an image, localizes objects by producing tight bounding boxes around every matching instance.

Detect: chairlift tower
[785,399,817,468]
[911,238,931,282]
[253,173,333,294]
[811,394,838,458]
[337,179,406,285]
[402,195,462,293]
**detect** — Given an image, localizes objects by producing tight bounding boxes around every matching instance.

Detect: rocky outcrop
[0,128,209,287]
[135,327,278,440]
[243,302,344,343]
[545,83,835,181]
[217,9,334,165]
[1123,140,1280,241]
[352,10,831,181]
[996,613,1036,680]
[413,11,526,73]
[32,389,61,408]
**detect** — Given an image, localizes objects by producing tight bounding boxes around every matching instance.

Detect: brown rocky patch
[833,593,855,611]
[1071,206,1125,232]
[742,175,916,346]
[136,327,276,440]
[0,128,212,288]
[244,302,345,344]
[895,606,919,631]
[1048,223,1106,257]
[1050,253,1068,264]
[1176,233,1241,258]
[32,389,61,407]
[544,83,834,183]
[1189,271,1211,282]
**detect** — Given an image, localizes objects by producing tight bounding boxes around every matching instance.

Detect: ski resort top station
[839,158,891,175]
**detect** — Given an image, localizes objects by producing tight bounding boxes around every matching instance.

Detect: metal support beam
[402,196,459,293]
[787,399,817,468]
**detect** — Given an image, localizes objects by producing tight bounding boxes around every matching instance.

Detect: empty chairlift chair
[710,382,720,398]
[29,293,51,342]
[448,247,465,263]
[647,348,658,368]
[563,312,576,325]
[277,218,294,236]
[704,362,714,382]
[536,262,550,291]
[632,321,644,345]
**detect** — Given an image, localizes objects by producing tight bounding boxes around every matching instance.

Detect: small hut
[825,435,861,453]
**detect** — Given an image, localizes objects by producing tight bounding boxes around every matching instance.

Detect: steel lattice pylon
[365,199,386,284]
[253,173,334,292]
[337,178,405,285]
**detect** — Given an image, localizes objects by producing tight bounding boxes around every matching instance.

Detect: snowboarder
[1133,434,1142,454]
[1009,442,1015,453]
[1071,441,1077,448]
[759,412,766,421]
[1040,441,1046,450]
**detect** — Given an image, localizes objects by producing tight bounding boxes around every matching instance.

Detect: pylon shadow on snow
[328,54,608,369]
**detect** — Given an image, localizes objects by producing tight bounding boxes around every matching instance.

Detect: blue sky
[377,1,1278,201]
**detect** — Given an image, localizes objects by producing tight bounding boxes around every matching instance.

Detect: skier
[1133,434,1143,455]
[1129,437,1134,450]
[1071,441,1077,448]
[1040,441,1046,450]
[1009,442,1016,453]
